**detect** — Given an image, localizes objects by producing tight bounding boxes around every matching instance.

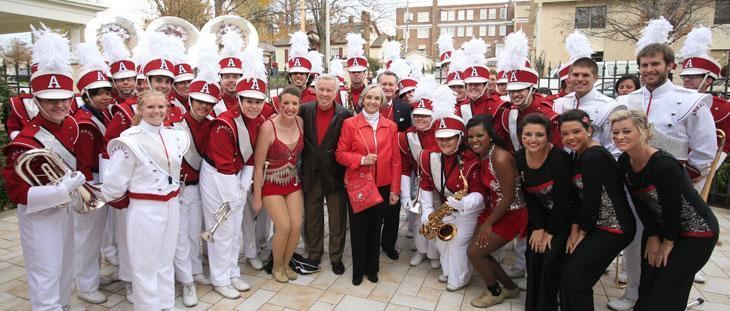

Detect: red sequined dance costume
[478,145,528,240]
[262,119,304,196]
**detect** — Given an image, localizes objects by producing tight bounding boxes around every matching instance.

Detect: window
[575,6,606,29]
[488,25,496,36]
[715,0,730,24]
[331,48,340,58]
[465,26,473,37]
[466,10,474,21]
[457,26,465,37]
[417,28,429,39]
[500,7,507,19]
[418,12,429,23]
[441,10,448,22]
[458,10,465,21]
[448,10,456,21]
[479,25,487,36]
[480,9,487,20]
[403,12,413,23]
[499,25,507,36]
[489,8,496,19]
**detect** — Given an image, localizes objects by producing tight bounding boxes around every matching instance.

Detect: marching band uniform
[102,119,189,310]
[398,98,440,267]
[6,93,82,140]
[345,50,368,111]
[419,115,487,291]
[71,44,115,304]
[554,88,626,156]
[172,62,194,113]
[2,31,84,308]
[617,80,716,191]
[458,66,504,123]
[711,96,730,162]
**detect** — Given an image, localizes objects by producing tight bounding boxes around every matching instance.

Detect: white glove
[442,213,457,224]
[400,197,412,211]
[60,171,86,193]
[400,175,412,210]
[446,196,465,213]
[420,210,431,224]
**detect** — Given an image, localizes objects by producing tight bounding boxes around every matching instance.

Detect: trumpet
[409,174,423,214]
[14,148,106,214]
[200,201,232,242]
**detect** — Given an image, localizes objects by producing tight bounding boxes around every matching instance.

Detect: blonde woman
[103,90,189,310]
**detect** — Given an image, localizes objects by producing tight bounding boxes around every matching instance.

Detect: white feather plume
[309,50,324,74]
[145,31,184,63]
[636,16,673,55]
[345,33,366,59]
[381,40,401,63]
[680,26,712,58]
[462,38,488,67]
[31,24,71,75]
[413,74,437,101]
[431,84,457,120]
[133,31,148,68]
[288,31,309,60]
[409,60,423,79]
[241,45,267,82]
[565,30,593,61]
[389,58,410,79]
[220,31,244,58]
[502,30,529,72]
[194,33,220,83]
[329,59,345,78]
[449,49,468,73]
[102,33,130,63]
[437,33,455,57]
[75,42,110,75]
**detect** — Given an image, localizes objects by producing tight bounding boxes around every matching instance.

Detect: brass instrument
[200,15,259,51]
[146,16,200,52]
[409,176,423,214]
[420,158,467,241]
[200,201,232,242]
[85,16,142,50]
[14,148,106,214]
[701,129,726,202]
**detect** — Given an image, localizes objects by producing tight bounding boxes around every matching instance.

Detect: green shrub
[0,79,14,210]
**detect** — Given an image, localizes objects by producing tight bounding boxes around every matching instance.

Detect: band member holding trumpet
[466,114,524,308]
[201,45,269,299]
[252,86,304,283]
[418,85,486,292]
[71,42,115,305]
[336,84,401,285]
[613,110,719,310]
[398,76,439,268]
[2,26,87,311]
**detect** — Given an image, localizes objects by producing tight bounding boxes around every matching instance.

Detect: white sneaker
[125,283,133,304]
[182,283,198,307]
[446,283,466,291]
[694,271,706,283]
[410,252,425,266]
[248,257,264,270]
[430,259,441,269]
[214,285,240,299]
[607,296,637,311]
[517,278,527,291]
[77,290,107,304]
[230,277,251,292]
[506,267,525,279]
[193,273,211,285]
[438,274,448,283]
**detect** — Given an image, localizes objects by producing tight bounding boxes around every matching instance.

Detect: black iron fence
[0,61,32,96]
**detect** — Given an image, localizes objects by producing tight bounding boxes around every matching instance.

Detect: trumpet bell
[85,16,141,50]
[201,15,259,51]
[408,201,422,214]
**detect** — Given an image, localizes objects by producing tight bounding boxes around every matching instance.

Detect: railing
[0,61,32,96]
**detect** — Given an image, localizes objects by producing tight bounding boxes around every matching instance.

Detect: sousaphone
[85,16,142,50]
[201,15,259,51]
[146,16,200,52]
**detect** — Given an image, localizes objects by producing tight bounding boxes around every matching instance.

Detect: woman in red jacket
[336,84,401,285]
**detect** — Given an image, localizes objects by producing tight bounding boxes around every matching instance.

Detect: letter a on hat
[178,65,187,73]
[510,72,518,82]
[48,75,61,88]
[159,61,169,70]
[227,58,236,67]
[250,79,260,90]
[200,83,210,94]
[293,58,302,67]
[119,62,128,72]
[439,119,447,129]
[471,68,479,77]
[685,58,693,68]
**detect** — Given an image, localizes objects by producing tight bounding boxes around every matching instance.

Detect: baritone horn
[85,15,141,50]
[701,129,726,202]
[14,148,106,214]
[201,15,259,51]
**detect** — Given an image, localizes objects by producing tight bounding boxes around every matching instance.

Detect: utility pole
[404,0,410,54]
[325,0,330,70]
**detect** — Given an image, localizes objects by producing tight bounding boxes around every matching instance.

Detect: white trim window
[479,25,487,37]
[440,10,448,22]
[466,9,474,21]
[499,25,507,36]
[458,10,465,21]
[489,8,496,19]
[480,9,487,20]
[418,12,429,23]
[457,26,465,37]
[465,26,473,37]
[488,25,496,36]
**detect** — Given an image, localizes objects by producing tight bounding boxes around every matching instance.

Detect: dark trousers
[525,225,569,311]
[303,174,348,262]
[560,230,632,311]
[635,233,718,311]
[349,186,388,279]
[380,201,399,251]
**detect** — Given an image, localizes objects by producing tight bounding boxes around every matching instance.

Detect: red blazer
[336,113,402,194]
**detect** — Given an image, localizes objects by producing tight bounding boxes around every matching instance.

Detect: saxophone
[420,158,468,241]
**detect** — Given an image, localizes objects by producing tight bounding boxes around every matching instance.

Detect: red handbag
[344,127,383,213]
